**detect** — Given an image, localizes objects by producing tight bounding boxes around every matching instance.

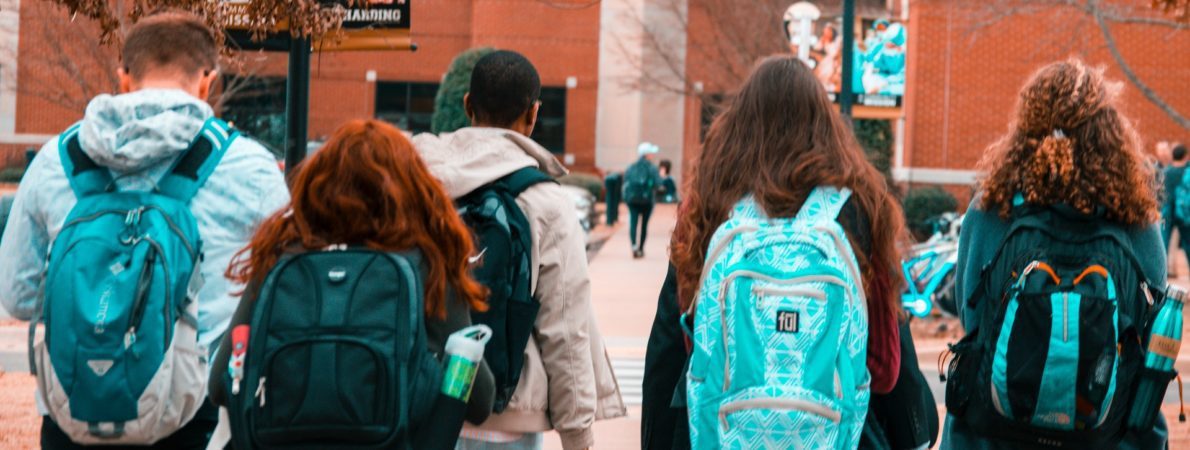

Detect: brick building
[0,0,603,172]
[900,0,1190,204]
[676,0,1190,205]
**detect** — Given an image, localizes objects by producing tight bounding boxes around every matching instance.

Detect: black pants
[629,202,654,250]
[41,401,218,450]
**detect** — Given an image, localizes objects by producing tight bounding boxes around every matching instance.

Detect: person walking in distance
[624,142,662,258]
[1163,143,1188,276]
[413,50,624,450]
[0,11,288,449]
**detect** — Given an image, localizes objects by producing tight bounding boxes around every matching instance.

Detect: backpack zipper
[255,376,267,408]
[718,397,841,431]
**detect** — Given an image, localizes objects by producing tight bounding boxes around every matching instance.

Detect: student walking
[1163,143,1189,277]
[413,50,624,450]
[669,56,909,449]
[941,59,1169,450]
[0,11,288,449]
[208,120,496,449]
[624,142,662,258]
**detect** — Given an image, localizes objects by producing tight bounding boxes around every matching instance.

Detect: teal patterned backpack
[685,186,870,449]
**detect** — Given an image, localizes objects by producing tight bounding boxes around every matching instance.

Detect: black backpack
[227,249,442,449]
[456,167,554,412]
[944,206,1158,449]
[623,160,655,206]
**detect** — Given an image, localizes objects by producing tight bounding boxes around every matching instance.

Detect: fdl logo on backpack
[30,118,236,445]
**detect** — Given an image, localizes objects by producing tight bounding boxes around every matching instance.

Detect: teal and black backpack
[944,205,1157,449]
[30,118,234,445]
[455,167,554,412]
[623,159,656,206]
[685,186,870,449]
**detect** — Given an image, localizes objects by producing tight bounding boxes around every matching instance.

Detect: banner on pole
[783,1,905,109]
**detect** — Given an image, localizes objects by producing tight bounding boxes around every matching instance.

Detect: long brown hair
[978,59,1157,225]
[227,120,487,318]
[672,56,906,325]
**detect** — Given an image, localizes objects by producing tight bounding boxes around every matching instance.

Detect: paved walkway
[543,203,677,450]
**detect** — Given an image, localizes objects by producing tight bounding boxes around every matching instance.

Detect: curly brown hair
[978,59,1157,226]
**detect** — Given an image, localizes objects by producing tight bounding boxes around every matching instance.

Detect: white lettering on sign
[345,9,403,23]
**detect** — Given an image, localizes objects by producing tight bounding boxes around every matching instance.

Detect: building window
[699,93,726,142]
[220,75,287,156]
[376,82,439,134]
[531,87,566,154]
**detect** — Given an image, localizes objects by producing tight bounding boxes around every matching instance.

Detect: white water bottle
[441,325,492,401]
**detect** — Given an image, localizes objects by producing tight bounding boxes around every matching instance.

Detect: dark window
[531,87,566,154]
[376,82,439,134]
[220,75,287,157]
[699,93,726,142]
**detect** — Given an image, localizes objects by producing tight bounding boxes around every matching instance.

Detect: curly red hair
[227,119,487,319]
[978,59,1157,226]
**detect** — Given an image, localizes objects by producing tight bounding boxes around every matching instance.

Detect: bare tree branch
[1090,0,1190,129]
[966,0,1189,131]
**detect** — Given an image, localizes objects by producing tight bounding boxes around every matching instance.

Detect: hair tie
[1052,129,1066,139]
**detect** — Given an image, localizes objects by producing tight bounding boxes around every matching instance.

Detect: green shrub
[431,47,496,134]
[902,186,958,240]
[0,166,25,183]
[558,173,603,199]
[854,119,893,182]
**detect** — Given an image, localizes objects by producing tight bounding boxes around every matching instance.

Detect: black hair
[659,159,672,174]
[468,51,541,127]
[1175,144,1188,162]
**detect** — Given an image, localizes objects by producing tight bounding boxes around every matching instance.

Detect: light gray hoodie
[413,128,625,450]
[0,89,289,360]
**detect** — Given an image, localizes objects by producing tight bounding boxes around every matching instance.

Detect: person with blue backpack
[669,56,908,449]
[624,142,662,258]
[941,59,1170,450]
[0,11,288,449]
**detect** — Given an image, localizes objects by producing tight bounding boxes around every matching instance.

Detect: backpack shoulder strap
[158,118,238,202]
[58,123,114,198]
[502,167,555,197]
[794,186,853,223]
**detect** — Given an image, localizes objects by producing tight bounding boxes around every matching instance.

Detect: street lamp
[783,2,821,67]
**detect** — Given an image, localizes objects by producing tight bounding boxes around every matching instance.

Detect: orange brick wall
[12,0,601,173]
[904,0,1190,181]
[679,0,1190,201]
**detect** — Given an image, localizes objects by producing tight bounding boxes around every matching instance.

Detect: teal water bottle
[441,325,492,401]
[1129,285,1184,429]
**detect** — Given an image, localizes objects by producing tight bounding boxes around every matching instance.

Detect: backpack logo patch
[87,359,114,377]
[776,310,799,333]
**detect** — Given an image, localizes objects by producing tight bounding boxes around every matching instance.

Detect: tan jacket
[413,128,626,450]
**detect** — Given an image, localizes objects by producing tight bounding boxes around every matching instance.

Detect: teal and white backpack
[30,118,235,445]
[685,186,870,450]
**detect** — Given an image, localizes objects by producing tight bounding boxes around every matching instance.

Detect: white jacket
[413,128,625,450]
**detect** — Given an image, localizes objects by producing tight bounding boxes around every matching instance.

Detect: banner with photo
[224,0,412,51]
[783,2,905,108]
